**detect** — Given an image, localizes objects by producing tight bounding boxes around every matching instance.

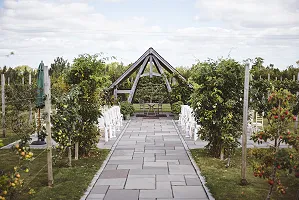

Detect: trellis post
[1,74,5,138]
[44,65,53,186]
[241,62,250,185]
[29,72,33,124]
[295,73,299,132]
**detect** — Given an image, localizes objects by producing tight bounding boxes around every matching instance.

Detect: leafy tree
[190,58,244,159]
[134,76,167,103]
[66,54,110,155]
[52,87,82,166]
[50,57,70,104]
[251,89,299,199]
[169,73,193,105]
[49,57,70,79]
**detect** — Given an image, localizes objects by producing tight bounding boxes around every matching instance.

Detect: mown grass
[190,148,299,200]
[133,103,172,113]
[0,129,21,146]
[0,148,109,200]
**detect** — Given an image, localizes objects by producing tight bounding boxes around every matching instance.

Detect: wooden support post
[114,88,118,103]
[1,74,5,138]
[128,56,149,103]
[44,65,53,186]
[293,75,295,81]
[268,74,270,81]
[280,76,282,81]
[29,73,32,124]
[241,62,250,185]
[22,76,24,85]
[7,77,10,85]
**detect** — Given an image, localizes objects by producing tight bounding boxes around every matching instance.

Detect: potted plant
[171,101,183,120]
[120,101,135,120]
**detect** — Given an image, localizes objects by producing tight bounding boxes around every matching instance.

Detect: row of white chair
[98,106,123,142]
[178,105,199,141]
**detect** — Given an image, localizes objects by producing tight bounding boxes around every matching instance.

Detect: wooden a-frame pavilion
[109,47,187,103]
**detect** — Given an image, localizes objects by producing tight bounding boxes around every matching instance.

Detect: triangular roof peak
[108,47,186,90]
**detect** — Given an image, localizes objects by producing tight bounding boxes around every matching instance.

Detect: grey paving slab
[139,199,156,200]
[87,193,105,199]
[157,199,202,200]
[90,185,109,194]
[100,170,129,179]
[117,164,142,169]
[139,189,173,199]
[95,178,126,186]
[144,157,155,162]
[169,165,196,175]
[143,161,168,167]
[125,177,155,189]
[186,177,202,186]
[157,181,172,190]
[173,186,207,199]
[171,181,186,186]
[109,156,132,160]
[104,189,139,200]
[104,164,118,170]
[129,168,168,175]
[83,119,211,200]
[157,175,185,182]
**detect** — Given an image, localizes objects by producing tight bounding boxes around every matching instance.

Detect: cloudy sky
[0,0,298,69]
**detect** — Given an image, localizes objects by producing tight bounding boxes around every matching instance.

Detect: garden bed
[191,148,299,200]
[0,148,109,200]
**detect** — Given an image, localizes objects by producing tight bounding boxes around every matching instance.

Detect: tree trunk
[266,167,277,200]
[68,137,72,167]
[75,142,79,160]
[220,147,224,160]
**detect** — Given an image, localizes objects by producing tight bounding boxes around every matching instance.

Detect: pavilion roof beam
[109,49,150,89]
[128,56,150,103]
[149,56,153,78]
[152,56,172,92]
[151,49,186,81]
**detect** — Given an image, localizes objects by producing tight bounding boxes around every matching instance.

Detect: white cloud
[0,0,298,70]
[103,0,124,2]
[195,0,299,28]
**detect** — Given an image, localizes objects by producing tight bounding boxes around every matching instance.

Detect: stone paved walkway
[85,119,210,200]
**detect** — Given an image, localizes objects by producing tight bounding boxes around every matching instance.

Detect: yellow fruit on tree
[21,152,25,156]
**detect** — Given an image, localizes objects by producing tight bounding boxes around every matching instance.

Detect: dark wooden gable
[109,47,186,103]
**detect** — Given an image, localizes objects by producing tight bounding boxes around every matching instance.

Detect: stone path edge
[172,120,215,200]
[80,120,131,200]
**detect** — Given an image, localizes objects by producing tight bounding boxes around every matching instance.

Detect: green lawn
[0,129,21,146]
[0,148,109,200]
[191,148,299,200]
[133,103,172,113]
